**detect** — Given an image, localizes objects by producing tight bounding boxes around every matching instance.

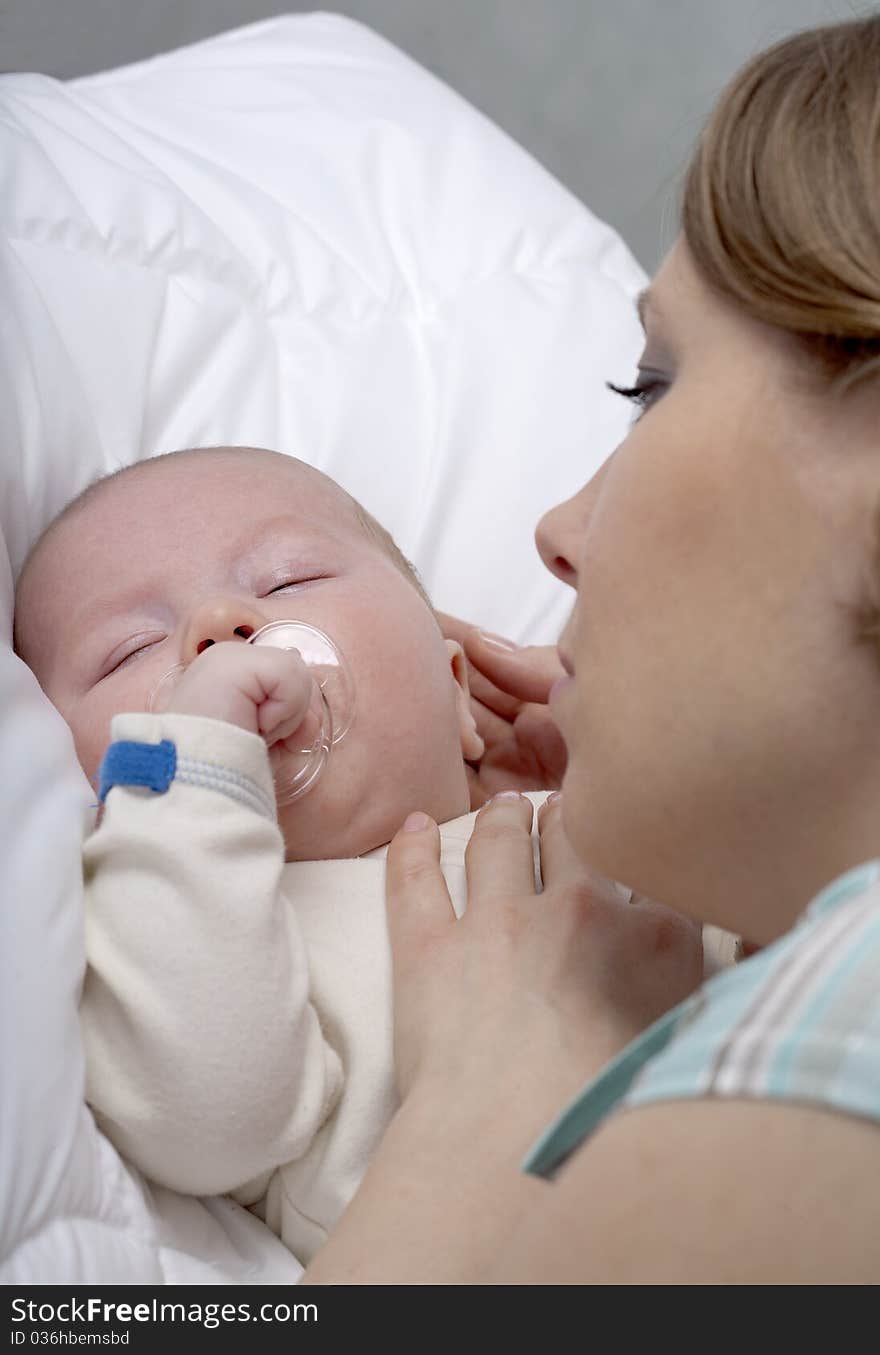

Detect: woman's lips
[558,647,575,677]
[551,646,575,701]
[549,674,574,702]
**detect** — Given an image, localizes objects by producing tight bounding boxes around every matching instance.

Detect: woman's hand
[301,793,702,1284]
[386,793,703,1114]
[307,795,873,1286]
[436,613,568,808]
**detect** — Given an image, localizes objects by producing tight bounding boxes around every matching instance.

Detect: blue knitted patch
[98,739,177,802]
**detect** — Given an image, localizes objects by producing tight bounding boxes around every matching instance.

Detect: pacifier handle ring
[271,686,331,805]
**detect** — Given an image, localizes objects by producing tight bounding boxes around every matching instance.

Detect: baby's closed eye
[99,633,166,680]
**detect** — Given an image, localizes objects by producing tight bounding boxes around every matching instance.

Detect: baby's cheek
[73,673,155,786]
[71,704,114,789]
[79,730,106,789]
[387,685,464,791]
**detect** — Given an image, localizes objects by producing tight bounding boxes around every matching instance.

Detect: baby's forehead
[90,449,344,520]
[17,450,358,616]
[64,452,351,550]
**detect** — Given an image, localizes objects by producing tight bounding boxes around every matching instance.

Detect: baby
[12,444,536,1264]
[14,444,735,1264]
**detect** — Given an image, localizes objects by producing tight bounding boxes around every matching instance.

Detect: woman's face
[537,239,880,942]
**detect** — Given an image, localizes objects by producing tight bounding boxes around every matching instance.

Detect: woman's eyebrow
[636,288,653,330]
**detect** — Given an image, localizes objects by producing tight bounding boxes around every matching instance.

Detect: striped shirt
[524,860,880,1179]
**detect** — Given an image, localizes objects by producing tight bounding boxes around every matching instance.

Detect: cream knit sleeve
[80,712,343,1196]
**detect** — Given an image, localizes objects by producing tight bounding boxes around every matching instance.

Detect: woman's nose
[535,493,584,588]
[181,596,268,664]
[535,462,607,587]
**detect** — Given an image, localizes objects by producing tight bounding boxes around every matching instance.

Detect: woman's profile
[301,13,880,1283]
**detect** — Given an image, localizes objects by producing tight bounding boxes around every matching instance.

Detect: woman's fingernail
[402,811,431,832]
[546,791,563,807]
[489,790,526,804]
[476,629,519,653]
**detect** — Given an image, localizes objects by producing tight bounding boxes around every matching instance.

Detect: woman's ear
[445,639,486,763]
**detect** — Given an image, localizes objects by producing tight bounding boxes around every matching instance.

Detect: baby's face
[16,449,475,858]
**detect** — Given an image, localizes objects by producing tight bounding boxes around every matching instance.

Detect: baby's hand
[165,641,318,748]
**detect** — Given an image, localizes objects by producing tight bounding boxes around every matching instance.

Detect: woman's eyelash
[606,377,666,419]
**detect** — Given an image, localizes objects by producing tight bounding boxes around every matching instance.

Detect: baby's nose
[182,597,267,664]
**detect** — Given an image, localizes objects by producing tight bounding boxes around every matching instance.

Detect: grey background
[1,0,876,271]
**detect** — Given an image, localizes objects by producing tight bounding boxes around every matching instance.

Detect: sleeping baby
[13,444,731,1265]
[11,443,537,1263]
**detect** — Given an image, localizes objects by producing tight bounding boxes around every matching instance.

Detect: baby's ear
[445,639,485,763]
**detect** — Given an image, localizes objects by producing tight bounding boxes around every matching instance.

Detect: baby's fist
[165,641,318,747]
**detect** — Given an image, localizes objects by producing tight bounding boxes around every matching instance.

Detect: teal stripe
[625,935,800,1100]
[768,913,880,1095]
[806,860,880,918]
[836,1004,880,1111]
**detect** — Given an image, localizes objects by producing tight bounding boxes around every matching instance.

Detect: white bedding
[0,12,645,1283]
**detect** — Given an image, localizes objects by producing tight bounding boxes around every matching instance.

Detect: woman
[307,14,880,1282]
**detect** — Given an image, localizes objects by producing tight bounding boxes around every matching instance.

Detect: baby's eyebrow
[65,586,166,658]
[232,517,347,576]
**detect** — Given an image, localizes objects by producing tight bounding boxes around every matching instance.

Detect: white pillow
[0,12,646,1283]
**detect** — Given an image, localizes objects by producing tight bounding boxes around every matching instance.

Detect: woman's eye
[606,375,668,421]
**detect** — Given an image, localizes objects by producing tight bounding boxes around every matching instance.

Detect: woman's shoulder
[525,862,880,1180]
[633,868,880,1105]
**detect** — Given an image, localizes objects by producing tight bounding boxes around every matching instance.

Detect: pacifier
[149,620,355,804]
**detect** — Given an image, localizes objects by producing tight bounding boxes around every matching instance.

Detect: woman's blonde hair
[682,15,880,392]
